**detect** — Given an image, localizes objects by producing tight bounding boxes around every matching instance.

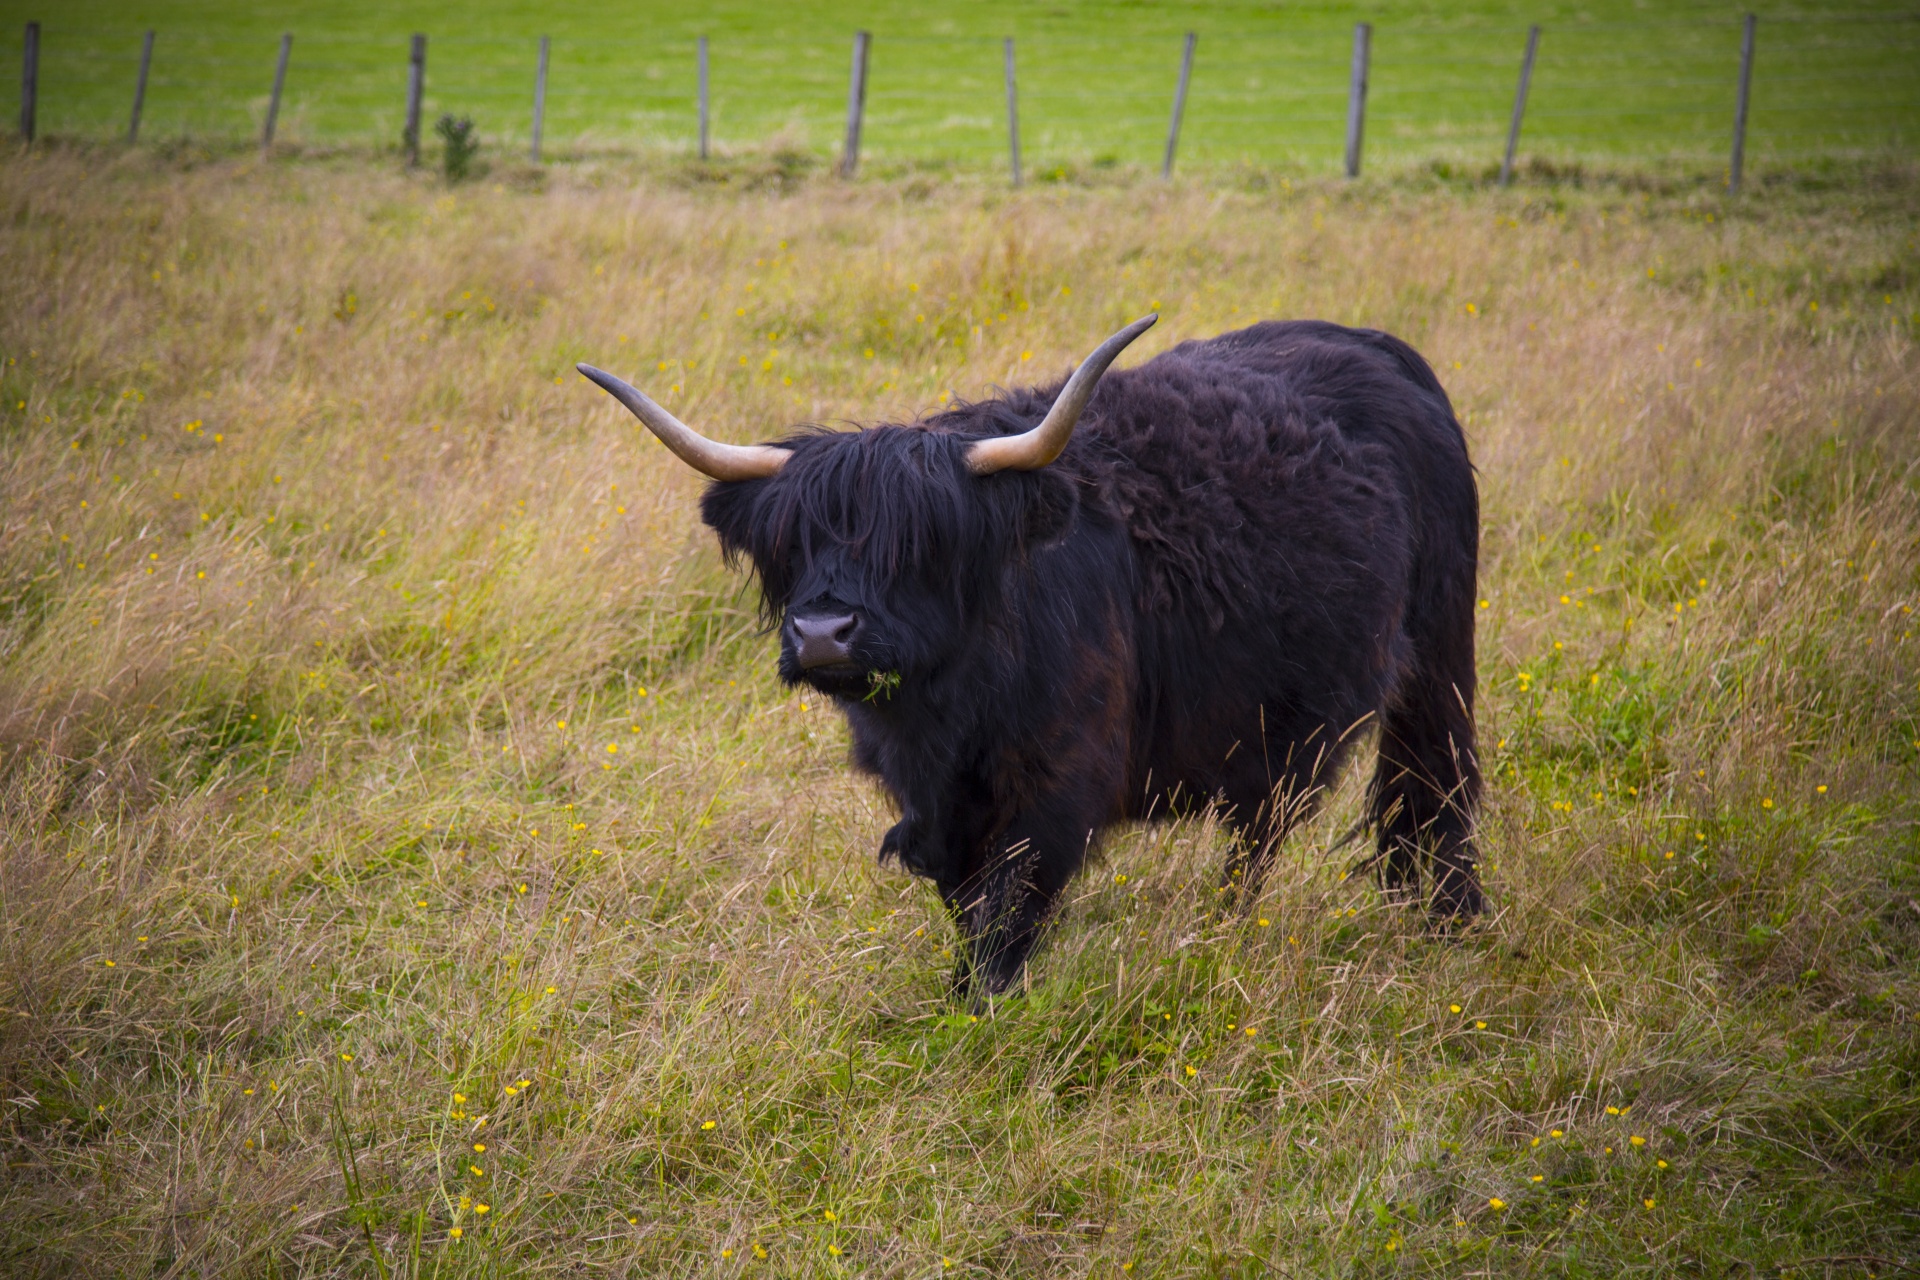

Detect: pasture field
[2,0,1917,172]
[2,143,1919,1277]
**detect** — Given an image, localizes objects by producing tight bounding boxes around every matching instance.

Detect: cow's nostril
[789,612,860,669]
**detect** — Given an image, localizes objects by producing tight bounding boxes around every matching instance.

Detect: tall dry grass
[1,145,1916,1277]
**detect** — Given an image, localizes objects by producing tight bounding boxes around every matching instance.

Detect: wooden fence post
[262,33,291,152]
[129,30,154,144]
[1163,31,1196,178]
[403,33,426,165]
[1003,37,1020,187]
[531,35,548,162]
[697,35,710,159]
[840,30,870,178]
[1344,22,1370,178]
[1499,25,1539,186]
[1728,13,1756,195]
[20,22,38,143]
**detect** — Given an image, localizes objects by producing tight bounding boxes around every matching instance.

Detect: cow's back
[1057,321,1471,813]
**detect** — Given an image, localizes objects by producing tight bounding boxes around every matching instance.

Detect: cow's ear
[698,477,766,562]
[1016,468,1079,547]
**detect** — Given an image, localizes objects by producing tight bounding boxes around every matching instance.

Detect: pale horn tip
[966,312,1159,474]
[576,359,789,482]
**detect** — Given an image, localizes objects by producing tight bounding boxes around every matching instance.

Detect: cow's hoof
[1381,885,1422,911]
[966,983,1026,1017]
[968,959,1026,1008]
[1430,880,1485,924]
[1425,898,1486,937]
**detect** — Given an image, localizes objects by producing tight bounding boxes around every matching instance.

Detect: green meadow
[1,0,1917,172]
[1,137,1917,1274]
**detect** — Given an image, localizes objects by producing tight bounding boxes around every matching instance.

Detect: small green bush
[434,114,478,182]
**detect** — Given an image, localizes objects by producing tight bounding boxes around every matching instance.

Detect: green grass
[1,0,1917,172]
[1,144,1918,1275]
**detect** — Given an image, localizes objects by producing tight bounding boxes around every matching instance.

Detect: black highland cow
[580,315,1482,1001]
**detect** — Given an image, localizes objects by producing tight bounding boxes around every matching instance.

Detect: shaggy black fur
[700,320,1482,1000]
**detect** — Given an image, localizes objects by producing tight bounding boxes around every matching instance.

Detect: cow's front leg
[952,805,1099,1005]
[880,762,998,883]
[879,812,937,876]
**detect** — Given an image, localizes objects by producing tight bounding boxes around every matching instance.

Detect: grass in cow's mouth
[0,145,1916,1275]
[863,669,903,702]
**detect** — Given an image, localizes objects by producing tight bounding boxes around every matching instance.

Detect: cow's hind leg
[1369,672,1482,921]
[1216,724,1353,904]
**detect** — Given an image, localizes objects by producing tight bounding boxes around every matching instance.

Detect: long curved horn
[966,313,1157,475]
[578,364,789,481]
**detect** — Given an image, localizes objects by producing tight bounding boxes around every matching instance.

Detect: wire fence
[8,12,1917,178]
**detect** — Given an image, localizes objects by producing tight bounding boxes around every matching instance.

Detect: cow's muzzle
[786,612,861,670]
